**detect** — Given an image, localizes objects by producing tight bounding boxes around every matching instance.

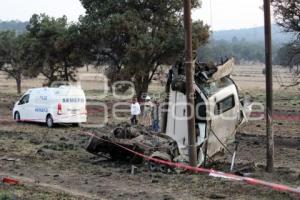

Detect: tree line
[198,38,281,64]
[0,20,28,33]
[198,0,300,88]
[0,0,299,94]
[0,14,85,94]
[0,0,210,96]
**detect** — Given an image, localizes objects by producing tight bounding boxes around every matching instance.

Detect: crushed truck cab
[164,58,251,166]
[86,58,252,169]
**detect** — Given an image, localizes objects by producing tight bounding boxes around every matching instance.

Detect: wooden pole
[184,0,197,167]
[263,0,274,172]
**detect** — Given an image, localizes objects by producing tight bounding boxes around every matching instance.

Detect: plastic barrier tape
[81,131,300,196]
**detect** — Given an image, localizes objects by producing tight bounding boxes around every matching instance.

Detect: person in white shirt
[130,98,141,125]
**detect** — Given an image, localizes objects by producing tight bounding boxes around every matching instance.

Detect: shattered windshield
[198,77,234,97]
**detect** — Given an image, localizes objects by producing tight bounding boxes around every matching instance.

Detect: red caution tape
[81,131,300,196]
[2,177,19,185]
[251,112,300,121]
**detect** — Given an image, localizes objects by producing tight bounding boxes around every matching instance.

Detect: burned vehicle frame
[86,58,252,172]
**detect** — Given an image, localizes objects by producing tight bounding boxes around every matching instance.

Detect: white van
[13,86,87,128]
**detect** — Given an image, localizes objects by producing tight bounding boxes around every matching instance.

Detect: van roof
[27,86,83,93]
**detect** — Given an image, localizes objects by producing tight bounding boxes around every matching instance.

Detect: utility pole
[183,0,197,167]
[263,0,274,172]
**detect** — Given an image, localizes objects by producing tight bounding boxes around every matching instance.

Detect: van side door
[17,94,30,120]
[207,85,239,156]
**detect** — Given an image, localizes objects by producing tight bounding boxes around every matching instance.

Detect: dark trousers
[152,120,159,132]
[131,115,138,125]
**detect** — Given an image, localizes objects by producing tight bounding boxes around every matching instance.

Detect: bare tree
[272,0,300,88]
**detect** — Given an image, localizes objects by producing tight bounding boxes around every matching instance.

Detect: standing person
[130,98,140,125]
[152,100,160,132]
[142,96,153,127]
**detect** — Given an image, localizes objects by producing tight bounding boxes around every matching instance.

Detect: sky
[0,0,271,31]
[0,0,85,22]
[193,0,271,30]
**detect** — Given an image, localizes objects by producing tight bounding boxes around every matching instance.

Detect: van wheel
[72,123,79,127]
[46,115,54,128]
[14,112,21,122]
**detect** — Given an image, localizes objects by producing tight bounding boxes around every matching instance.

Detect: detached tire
[46,115,54,128]
[14,112,21,122]
[86,136,101,154]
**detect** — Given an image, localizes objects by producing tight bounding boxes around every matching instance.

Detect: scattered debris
[2,177,20,185]
[0,156,20,162]
[86,123,178,173]
[233,162,256,176]
[131,165,138,175]
[29,137,43,145]
[209,193,226,199]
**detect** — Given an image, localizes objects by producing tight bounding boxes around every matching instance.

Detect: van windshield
[198,77,234,97]
[19,94,30,105]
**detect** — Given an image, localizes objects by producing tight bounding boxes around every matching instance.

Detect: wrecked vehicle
[163,58,252,166]
[86,58,252,171]
[86,124,179,173]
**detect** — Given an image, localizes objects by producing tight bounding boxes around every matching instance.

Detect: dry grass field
[0,65,299,199]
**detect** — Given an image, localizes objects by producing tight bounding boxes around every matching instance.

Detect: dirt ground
[0,65,299,199]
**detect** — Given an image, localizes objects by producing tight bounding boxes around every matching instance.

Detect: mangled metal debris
[86,58,252,170]
[86,123,179,173]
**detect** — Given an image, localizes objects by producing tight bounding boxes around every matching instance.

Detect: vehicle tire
[85,136,101,155]
[158,164,169,174]
[46,115,54,128]
[148,161,158,172]
[72,123,79,127]
[14,112,21,122]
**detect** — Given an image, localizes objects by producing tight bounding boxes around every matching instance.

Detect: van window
[19,94,30,105]
[199,77,234,97]
[195,92,206,122]
[214,95,235,115]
